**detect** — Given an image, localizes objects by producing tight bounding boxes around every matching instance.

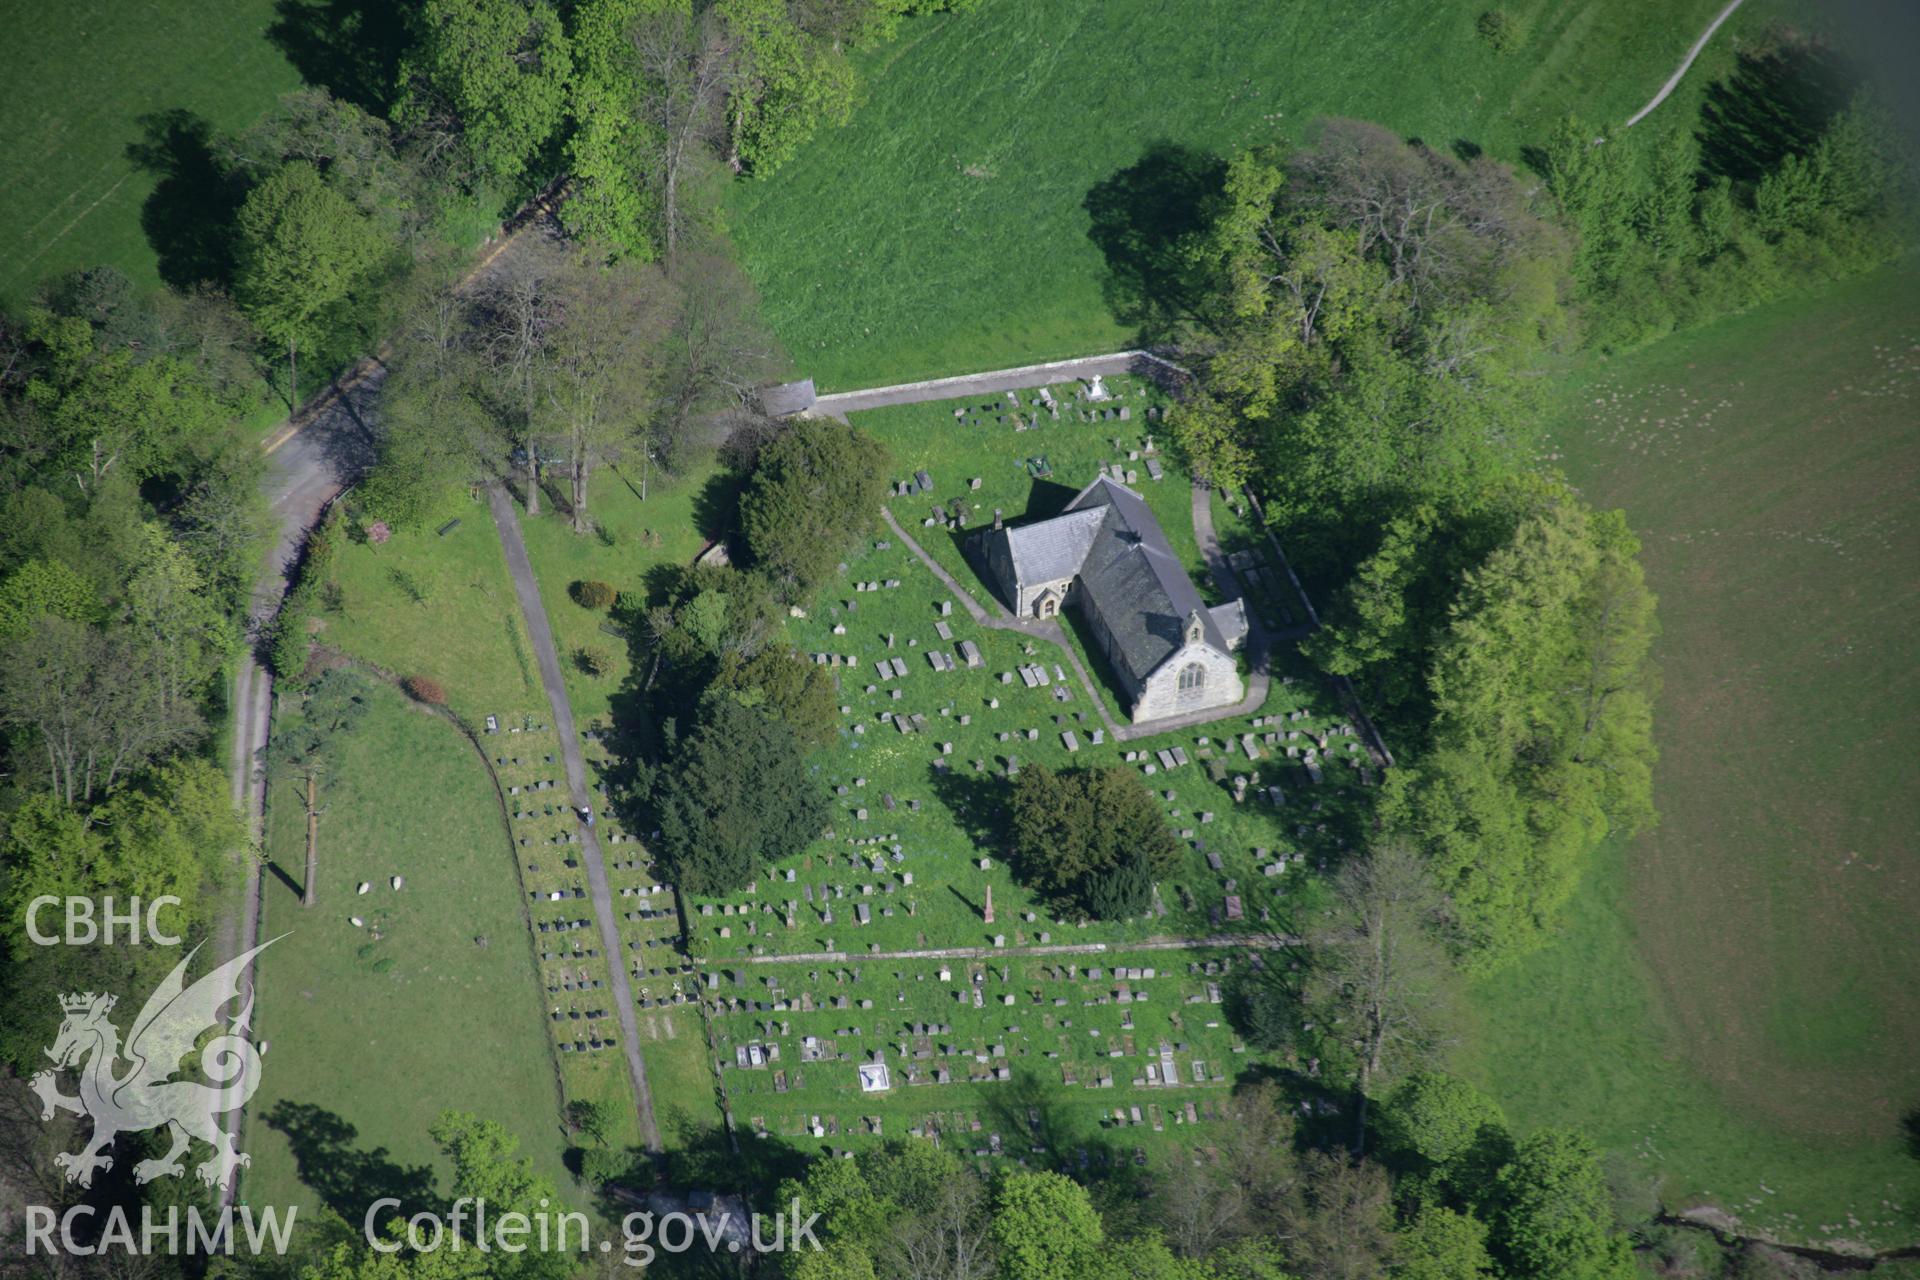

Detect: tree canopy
[233,160,384,406]
[398,0,574,189]
[737,418,890,597]
[648,695,828,895]
[1378,491,1659,963]
[1008,763,1181,919]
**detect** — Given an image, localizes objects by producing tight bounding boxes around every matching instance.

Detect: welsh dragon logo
[30,939,278,1190]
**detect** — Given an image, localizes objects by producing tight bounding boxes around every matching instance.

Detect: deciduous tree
[990,1171,1106,1280]
[1488,1131,1635,1280]
[233,161,383,409]
[268,668,372,907]
[541,255,673,532]
[0,618,201,807]
[1305,839,1452,1150]
[398,0,574,190]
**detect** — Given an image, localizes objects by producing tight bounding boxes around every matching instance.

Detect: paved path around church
[717,930,1302,966]
[880,485,1275,742]
[489,484,663,1154]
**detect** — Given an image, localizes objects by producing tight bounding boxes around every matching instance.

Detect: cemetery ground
[1457,259,1920,1250]
[727,0,1781,389]
[684,377,1380,1162]
[245,476,719,1199]
[243,681,575,1213]
[294,461,726,1155]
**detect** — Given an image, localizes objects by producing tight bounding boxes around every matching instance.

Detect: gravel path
[488,485,663,1154]
[1624,0,1749,128]
[879,492,1273,742]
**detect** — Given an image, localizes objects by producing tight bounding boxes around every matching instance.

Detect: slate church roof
[998,507,1106,587]
[993,476,1238,684]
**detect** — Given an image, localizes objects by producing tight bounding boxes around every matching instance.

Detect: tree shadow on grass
[979,1066,1153,1196]
[654,1105,812,1198]
[1083,142,1229,346]
[262,1100,440,1222]
[690,469,746,548]
[268,0,416,115]
[1698,44,1854,184]
[927,761,1011,852]
[126,110,244,290]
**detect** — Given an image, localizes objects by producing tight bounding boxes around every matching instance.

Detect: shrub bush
[578,1145,634,1187]
[575,645,613,677]
[1476,9,1516,52]
[269,607,313,684]
[404,675,447,705]
[572,579,617,610]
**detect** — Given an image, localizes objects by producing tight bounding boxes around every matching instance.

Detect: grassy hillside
[243,684,574,1214]
[1458,260,1920,1251]
[0,0,310,305]
[727,0,1788,389]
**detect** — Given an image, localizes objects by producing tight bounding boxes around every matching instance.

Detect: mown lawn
[0,0,303,304]
[1458,260,1920,1250]
[727,0,1786,389]
[516,461,715,725]
[244,683,575,1216]
[317,501,539,728]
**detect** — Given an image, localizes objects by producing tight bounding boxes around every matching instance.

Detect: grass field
[312,473,723,1153]
[316,502,539,727]
[1458,260,1920,1250]
[516,462,715,725]
[244,683,575,1216]
[0,0,305,305]
[726,0,1787,389]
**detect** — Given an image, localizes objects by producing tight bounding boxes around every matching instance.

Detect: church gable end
[982,475,1245,723]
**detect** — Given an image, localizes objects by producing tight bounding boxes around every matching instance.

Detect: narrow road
[813,350,1186,415]
[1623,0,1748,128]
[714,931,1301,966]
[221,206,567,1199]
[487,485,663,1154]
[219,368,382,1204]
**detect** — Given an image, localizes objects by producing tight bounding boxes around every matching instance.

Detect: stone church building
[983,475,1247,723]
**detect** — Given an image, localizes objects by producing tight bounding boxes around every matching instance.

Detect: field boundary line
[814,349,1188,414]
